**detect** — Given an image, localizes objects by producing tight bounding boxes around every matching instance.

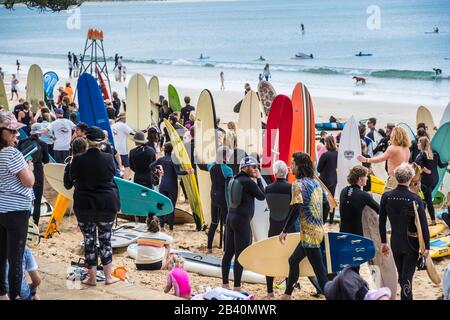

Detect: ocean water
[0,0,449,105]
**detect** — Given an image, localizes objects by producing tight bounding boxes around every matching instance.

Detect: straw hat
[132,131,148,144]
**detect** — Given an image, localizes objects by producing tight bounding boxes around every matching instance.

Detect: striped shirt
[0,147,33,213]
[136,231,173,264]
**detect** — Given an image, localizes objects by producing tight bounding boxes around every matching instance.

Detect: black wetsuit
[181,105,195,125]
[379,185,430,300]
[149,154,186,230]
[317,149,337,222]
[221,173,265,287]
[264,178,295,294]
[414,150,448,221]
[18,136,50,225]
[129,145,156,189]
[339,185,380,236]
[206,163,233,250]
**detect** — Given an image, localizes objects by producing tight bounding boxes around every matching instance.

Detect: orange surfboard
[289,84,305,182]
[44,194,71,239]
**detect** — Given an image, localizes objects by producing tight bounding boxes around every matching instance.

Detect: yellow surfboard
[164,119,205,227]
[44,194,71,239]
[26,64,44,113]
[370,175,385,195]
[430,235,450,259]
[0,76,9,110]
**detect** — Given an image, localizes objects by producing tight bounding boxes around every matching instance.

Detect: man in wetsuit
[379,163,430,300]
[221,156,265,292]
[339,165,380,236]
[265,160,296,299]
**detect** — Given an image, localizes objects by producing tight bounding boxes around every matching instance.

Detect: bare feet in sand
[279,294,292,300]
[81,277,97,286]
[105,276,120,285]
[233,287,245,293]
[266,293,275,300]
[0,294,10,300]
[222,284,231,289]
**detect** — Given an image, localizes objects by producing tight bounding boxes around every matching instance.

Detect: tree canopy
[3,0,82,12]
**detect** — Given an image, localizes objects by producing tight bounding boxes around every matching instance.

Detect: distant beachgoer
[263,64,271,81]
[16,60,20,72]
[122,65,127,82]
[113,53,119,71]
[433,68,442,77]
[164,255,191,299]
[72,53,78,69]
[434,27,439,33]
[301,23,305,32]
[220,72,225,91]
[68,51,72,63]
[258,73,263,82]
[10,74,19,101]
[117,56,123,82]
[259,56,265,61]
[68,60,73,79]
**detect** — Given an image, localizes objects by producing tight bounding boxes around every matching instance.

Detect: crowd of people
[1,69,450,301]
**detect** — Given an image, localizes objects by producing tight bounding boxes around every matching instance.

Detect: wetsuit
[206,163,233,250]
[129,145,156,189]
[18,136,50,225]
[339,185,380,236]
[361,152,372,192]
[380,185,430,300]
[317,149,337,222]
[414,150,448,221]
[221,172,265,287]
[265,178,295,294]
[149,154,186,230]
[282,178,330,295]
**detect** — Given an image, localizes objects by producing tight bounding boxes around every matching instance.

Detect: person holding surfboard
[279,152,330,299]
[414,137,450,225]
[379,163,429,300]
[317,136,338,223]
[222,156,265,292]
[358,126,411,192]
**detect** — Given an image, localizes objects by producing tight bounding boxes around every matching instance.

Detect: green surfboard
[168,84,182,112]
[431,122,450,197]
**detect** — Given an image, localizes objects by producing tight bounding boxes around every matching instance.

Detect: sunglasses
[249,165,258,170]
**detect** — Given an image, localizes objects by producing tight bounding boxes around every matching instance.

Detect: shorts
[11,88,18,93]
[136,261,163,271]
[120,154,130,167]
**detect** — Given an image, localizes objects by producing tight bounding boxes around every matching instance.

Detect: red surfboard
[96,65,110,100]
[262,94,293,181]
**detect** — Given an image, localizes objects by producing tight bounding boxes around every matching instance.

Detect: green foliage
[3,0,82,12]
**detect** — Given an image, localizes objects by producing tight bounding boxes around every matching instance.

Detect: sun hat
[30,123,45,135]
[239,156,259,170]
[85,126,105,142]
[0,111,26,130]
[132,131,148,144]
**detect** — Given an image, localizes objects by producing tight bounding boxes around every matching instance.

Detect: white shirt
[111,121,135,155]
[136,231,173,264]
[47,118,76,151]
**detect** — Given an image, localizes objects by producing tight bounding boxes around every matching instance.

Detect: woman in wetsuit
[221,156,265,292]
[317,135,338,223]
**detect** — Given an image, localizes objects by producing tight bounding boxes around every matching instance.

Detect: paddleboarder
[379,163,429,300]
[279,152,330,299]
[222,156,265,292]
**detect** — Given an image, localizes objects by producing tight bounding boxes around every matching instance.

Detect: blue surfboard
[77,73,114,146]
[113,177,173,217]
[431,122,450,197]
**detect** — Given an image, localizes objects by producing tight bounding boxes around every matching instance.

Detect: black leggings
[285,243,328,295]
[323,184,336,223]
[221,214,252,287]
[393,250,418,300]
[0,211,30,299]
[421,183,436,221]
[78,220,115,268]
[160,189,177,230]
[207,203,228,250]
[32,166,44,225]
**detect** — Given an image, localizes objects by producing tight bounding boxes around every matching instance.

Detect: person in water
[259,56,265,61]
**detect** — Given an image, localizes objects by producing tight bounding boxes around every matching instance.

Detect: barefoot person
[279,152,330,299]
[65,126,120,286]
[358,126,411,192]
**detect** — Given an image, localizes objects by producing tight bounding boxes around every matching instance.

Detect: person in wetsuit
[149,142,191,231]
[414,136,450,225]
[279,152,330,299]
[317,135,338,223]
[379,163,430,300]
[221,156,265,292]
[339,165,380,236]
[265,160,296,299]
[129,131,156,189]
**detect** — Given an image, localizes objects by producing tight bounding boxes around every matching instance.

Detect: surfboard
[111,222,148,248]
[26,64,44,113]
[35,197,53,217]
[194,89,217,228]
[43,194,71,239]
[257,80,277,117]
[238,232,376,278]
[431,122,450,196]
[237,90,263,159]
[168,84,182,112]
[430,236,450,259]
[250,178,270,242]
[413,202,441,284]
[95,65,110,100]
[148,76,160,126]
[416,105,436,138]
[370,175,385,195]
[361,206,397,300]
[77,73,114,146]
[315,122,345,131]
[127,245,265,284]
[429,223,446,238]
[296,83,315,164]
[397,122,416,142]
[261,94,293,178]
[164,119,205,227]
[336,116,361,199]
[174,207,195,225]
[0,76,9,110]
[439,102,450,127]
[127,73,151,132]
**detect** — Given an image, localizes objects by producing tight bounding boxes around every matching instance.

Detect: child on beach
[164,255,191,299]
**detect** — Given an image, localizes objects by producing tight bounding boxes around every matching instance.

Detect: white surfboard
[336,116,361,198]
[44,163,74,200]
[237,90,263,159]
[148,75,160,126]
[26,64,44,113]
[127,73,151,149]
[250,178,270,242]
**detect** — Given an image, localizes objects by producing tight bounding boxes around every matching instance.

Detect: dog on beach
[352,76,366,85]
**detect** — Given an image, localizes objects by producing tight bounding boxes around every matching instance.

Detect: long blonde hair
[390,127,411,148]
[418,136,433,160]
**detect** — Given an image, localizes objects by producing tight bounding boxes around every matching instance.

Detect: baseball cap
[86,126,105,142]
